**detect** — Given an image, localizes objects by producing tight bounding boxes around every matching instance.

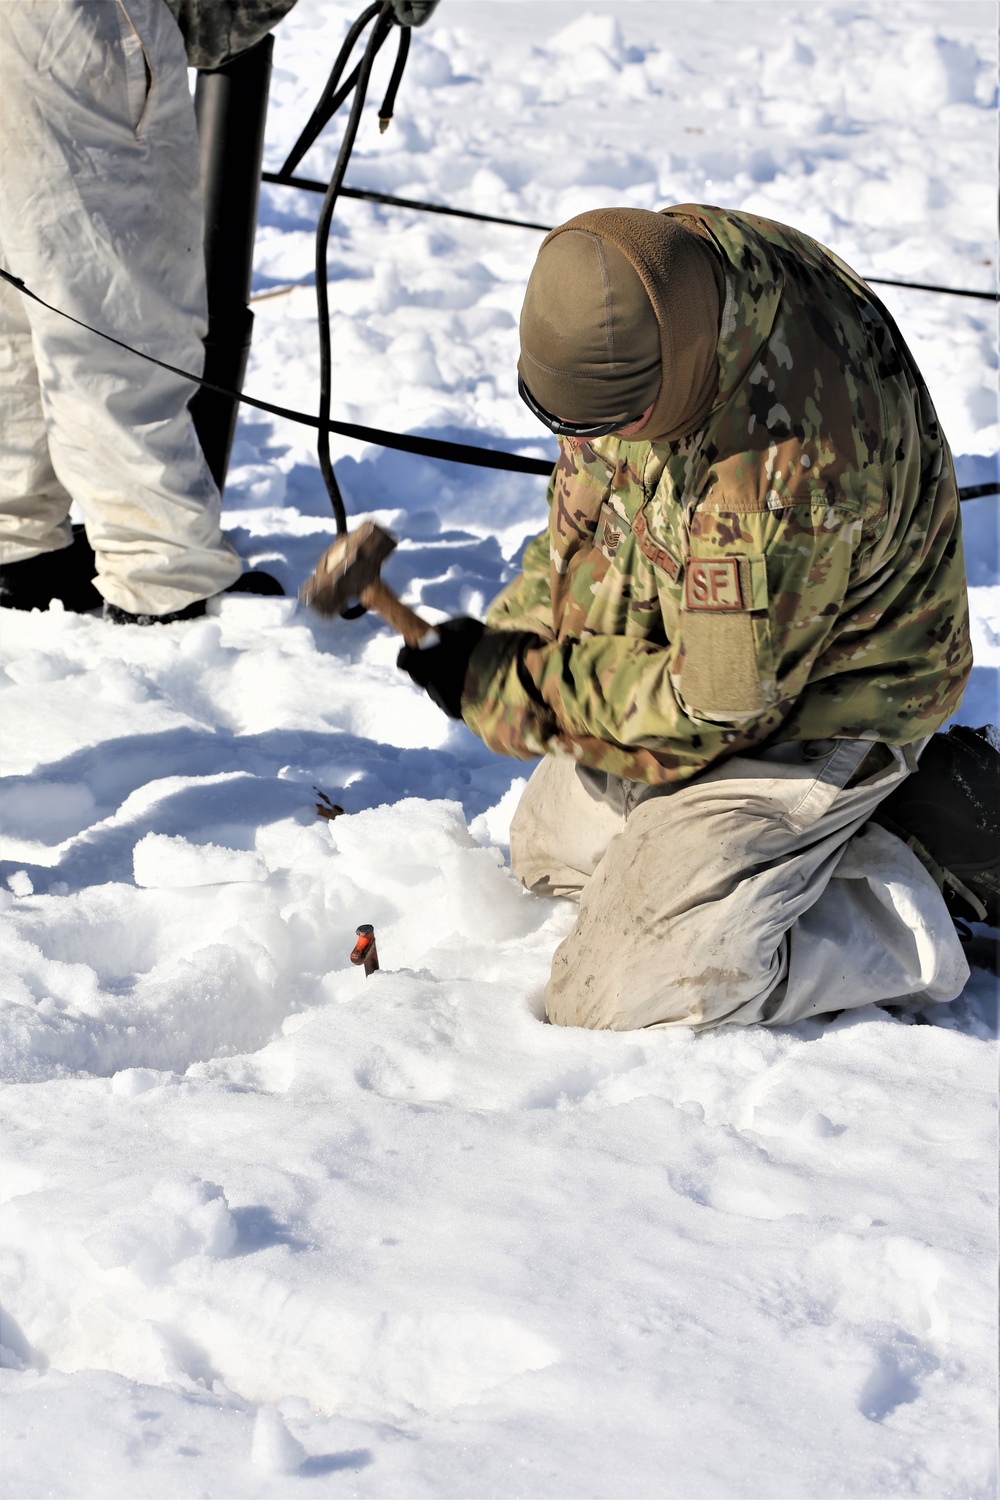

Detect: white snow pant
[510,740,970,1030]
[0,0,241,615]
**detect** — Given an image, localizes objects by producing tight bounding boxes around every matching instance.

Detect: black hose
[378,25,411,131]
[315,4,396,538]
[278,1,382,179]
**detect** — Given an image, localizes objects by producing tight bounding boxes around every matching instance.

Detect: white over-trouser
[0,0,241,615]
[510,740,969,1030]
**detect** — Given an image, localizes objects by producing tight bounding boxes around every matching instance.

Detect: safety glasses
[517,375,645,439]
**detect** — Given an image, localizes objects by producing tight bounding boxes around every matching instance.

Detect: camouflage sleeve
[483,530,555,636]
[462,512,845,778]
[463,504,889,783]
[164,0,298,69]
[462,626,771,778]
[483,468,558,637]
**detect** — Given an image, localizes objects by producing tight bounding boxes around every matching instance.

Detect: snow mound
[0,799,551,1083]
[133,832,268,887]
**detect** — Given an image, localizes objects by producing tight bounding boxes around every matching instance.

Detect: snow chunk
[133,833,267,888]
[83,1176,237,1281]
[205,594,297,626]
[547,13,625,67]
[469,777,527,847]
[110,1067,172,1097]
[250,1406,306,1474]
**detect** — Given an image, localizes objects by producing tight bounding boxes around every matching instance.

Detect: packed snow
[1,2,997,1496]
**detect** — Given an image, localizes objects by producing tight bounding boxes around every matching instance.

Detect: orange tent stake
[350,924,379,977]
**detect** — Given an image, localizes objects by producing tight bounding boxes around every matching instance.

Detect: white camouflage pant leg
[0,268,74,558]
[510,743,969,1031]
[0,0,241,614]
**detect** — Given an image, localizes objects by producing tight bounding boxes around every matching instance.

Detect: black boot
[872,725,1000,928]
[0,525,103,613]
[103,569,284,625]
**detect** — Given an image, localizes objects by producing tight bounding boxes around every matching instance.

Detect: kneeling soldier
[400,205,997,1029]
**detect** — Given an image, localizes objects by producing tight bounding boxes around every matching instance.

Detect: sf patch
[684,557,743,611]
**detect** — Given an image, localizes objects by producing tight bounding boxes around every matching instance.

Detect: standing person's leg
[0,0,242,618]
[519,741,969,1031]
[0,258,74,562]
[0,250,104,612]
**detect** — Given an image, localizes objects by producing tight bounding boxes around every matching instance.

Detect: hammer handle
[360,578,434,648]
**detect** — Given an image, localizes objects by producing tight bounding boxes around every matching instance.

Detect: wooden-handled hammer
[299,520,437,647]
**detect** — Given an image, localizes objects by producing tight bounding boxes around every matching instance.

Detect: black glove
[397,617,485,719]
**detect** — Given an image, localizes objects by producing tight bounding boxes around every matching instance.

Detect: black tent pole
[191,35,274,492]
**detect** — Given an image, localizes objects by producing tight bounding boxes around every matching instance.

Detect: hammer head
[300,521,397,617]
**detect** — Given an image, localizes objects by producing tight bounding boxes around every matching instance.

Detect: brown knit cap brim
[519,207,723,442]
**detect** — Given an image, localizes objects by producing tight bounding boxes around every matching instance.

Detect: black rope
[0,267,552,476]
[862,275,996,302]
[262,172,999,304]
[1,265,994,499]
[262,171,552,231]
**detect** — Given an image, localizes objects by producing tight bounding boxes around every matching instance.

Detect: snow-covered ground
[1,2,997,1495]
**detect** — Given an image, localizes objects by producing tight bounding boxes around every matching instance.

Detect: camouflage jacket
[164,0,439,69]
[163,0,297,68]
[463,207,971,785]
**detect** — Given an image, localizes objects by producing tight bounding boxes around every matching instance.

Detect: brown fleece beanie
[518,208,723,442]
